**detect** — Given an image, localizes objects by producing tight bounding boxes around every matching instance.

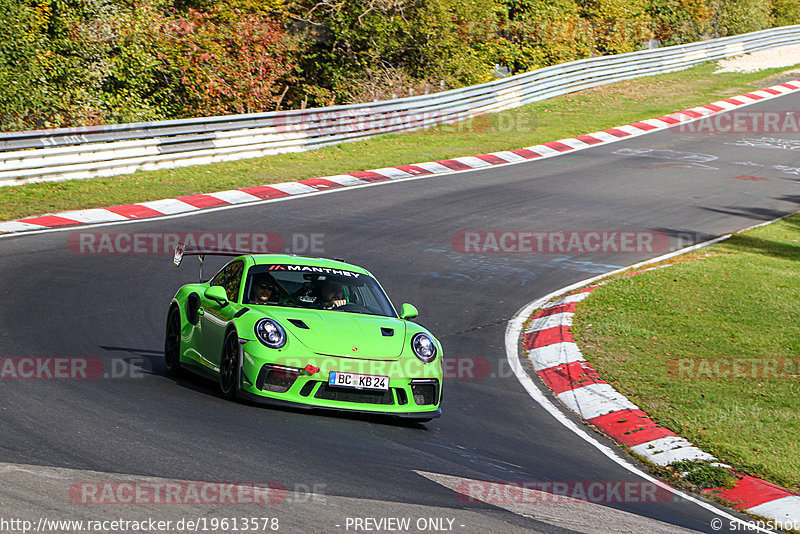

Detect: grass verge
[3,62,800,221]
[571,213,800,492]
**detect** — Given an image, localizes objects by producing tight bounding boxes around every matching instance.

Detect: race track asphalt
[1,91,798,533]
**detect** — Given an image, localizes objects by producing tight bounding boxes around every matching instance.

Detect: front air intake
[410,379,439,406]
[314,384,393,405]
[256,365,301,393]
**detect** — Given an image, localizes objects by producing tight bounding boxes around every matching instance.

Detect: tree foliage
[159,9,295,116]
[1,0,293,130]
[577,0,654,54]
[771,0,800,26]
[1,0,798,131]
[647,0,713,45]
[285,0,500,106]
[493,0,594,72]
[711,0,772,36]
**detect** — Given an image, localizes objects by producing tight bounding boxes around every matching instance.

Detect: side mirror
[400,303,418,320]
[204,286,229,307]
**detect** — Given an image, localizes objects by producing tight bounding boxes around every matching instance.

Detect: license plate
[329,371,389,391]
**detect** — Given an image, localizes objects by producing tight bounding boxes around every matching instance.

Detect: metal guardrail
[1,25,799,186]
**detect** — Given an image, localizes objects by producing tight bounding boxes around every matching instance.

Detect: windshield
[244,265,397,318]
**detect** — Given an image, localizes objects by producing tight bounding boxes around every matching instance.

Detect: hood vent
[288,319,310,329]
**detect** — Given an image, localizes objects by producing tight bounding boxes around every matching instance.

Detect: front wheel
[219,330,240,399]
[164,307,182,376]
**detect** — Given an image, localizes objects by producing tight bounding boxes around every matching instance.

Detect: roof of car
[247,254,373,276]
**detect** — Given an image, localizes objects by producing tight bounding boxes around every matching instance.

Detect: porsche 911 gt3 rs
[165,246,443,421]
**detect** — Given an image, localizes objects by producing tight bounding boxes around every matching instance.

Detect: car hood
[266,308,407,359]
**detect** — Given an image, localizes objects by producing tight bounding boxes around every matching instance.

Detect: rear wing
[172,242,347,281]
[172,242,263,281]
[172,242,258,267]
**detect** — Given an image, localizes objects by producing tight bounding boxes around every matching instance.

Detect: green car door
[199,259,245,372]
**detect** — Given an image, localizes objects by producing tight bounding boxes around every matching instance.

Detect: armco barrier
[1,25,799,186]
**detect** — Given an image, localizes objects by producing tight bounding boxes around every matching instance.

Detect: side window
[210,266,227,287]
[224,261,244,301]
[210,260,245,302]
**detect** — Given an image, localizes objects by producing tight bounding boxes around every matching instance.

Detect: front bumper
[239,343,443,418]
[237,388,442,420]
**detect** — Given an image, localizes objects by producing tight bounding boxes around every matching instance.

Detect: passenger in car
[317,280,347,309]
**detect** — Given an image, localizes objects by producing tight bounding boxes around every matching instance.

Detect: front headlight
[254,318,286,349]
[411,333,437,363]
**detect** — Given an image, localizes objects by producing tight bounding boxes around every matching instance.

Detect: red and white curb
[2,79,800,235]
[521,270,800,527]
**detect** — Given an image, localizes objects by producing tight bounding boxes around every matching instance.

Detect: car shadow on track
[99,345,433,429]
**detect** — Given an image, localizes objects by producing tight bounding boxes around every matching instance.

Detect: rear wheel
[219,330,240,399]
[164,307,182,376]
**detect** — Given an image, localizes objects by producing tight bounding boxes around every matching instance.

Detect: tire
[164,307,182,376]
[219,330,240,399]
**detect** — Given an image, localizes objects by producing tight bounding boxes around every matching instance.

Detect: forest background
[1,0,798,131]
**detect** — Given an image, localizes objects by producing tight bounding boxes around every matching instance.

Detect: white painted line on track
[138,198,197,215]
[415,470,703,534]
[453,156,492,168]
[630,436,717,466]
[489,151,528,163]
[524,311,574,333]
[411,161,455,174]
[0,221,46,233]
[55,209,129,224]
[556,383,640,420]
[528,342,585,371]
[542,292,592,308]
[324,175,370,186]
[371,167,415,179]
[207,190,262,204]
[749,497,800,523]
[269,182,319,194]
[4,85,800,240]
[525,145,561,157]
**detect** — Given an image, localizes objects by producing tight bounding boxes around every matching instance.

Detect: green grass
[667,460,738,490]
[3,61,800,221]
[572,214,800,492]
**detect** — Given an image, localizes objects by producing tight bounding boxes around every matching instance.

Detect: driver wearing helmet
[318,279,346,309]
[250,273,279,304]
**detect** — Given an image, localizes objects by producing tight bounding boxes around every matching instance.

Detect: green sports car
[164,246,442,421]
